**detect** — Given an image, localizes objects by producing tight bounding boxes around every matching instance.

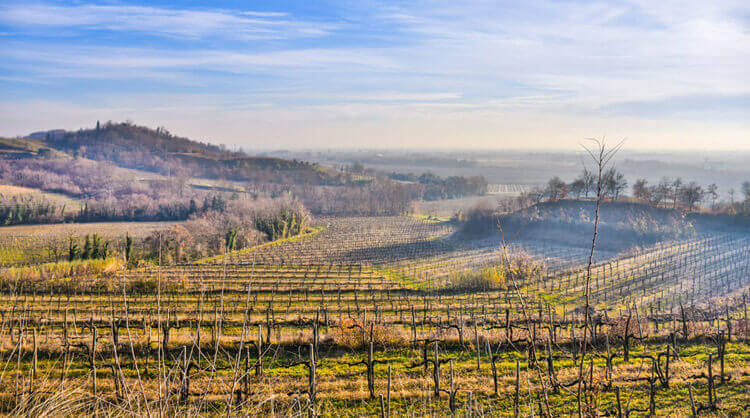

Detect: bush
[445,267,506,291]
[444,252,544,292]
[332,318,406,348]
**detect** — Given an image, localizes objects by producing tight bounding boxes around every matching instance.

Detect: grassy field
[0,216,747,416]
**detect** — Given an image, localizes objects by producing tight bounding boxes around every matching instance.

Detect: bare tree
[678,182,704,211]
[632,178,650,203]
[577,137,623,417]
[545,176,569,201]
[671,178,683,209]
[706,183,718,209]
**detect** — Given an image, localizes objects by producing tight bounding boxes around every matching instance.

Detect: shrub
[332,318,406,348]
[445,266,506,291]
[444,252,544,292]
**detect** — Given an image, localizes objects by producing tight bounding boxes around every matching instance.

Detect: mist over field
[0,0,748,416]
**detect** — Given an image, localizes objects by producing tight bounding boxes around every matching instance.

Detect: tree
[526,186,546,205]
[81,235,92,260]
[678,182,704,211]
[68,237,79,261]
[91,234,102,259]
[125,233,133,262]
[632,179,650,203]
[569,178,587,198]
[650,178,672,207]
[545,176,568,201]
[570,168,594,198]
[602,168,627,200]
[671,178,683,209]
[706,184,718,209]
[577,137,623,415]
[225,228,238,251]
[583,168,595,197]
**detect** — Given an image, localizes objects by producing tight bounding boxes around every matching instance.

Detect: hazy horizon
[1,1,748,150]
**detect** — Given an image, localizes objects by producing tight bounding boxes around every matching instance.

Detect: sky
[0,0,748,150]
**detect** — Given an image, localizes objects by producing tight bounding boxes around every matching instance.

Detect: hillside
[0,137,65,160]
[27,122,343,185]
[462,199,749,252]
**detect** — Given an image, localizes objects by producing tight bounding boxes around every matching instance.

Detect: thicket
[389,172,488,200]
[140,195,310,264]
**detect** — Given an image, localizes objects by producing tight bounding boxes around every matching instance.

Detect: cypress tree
[125,233,133,262]
[225,228,238,251]
[82,235,92,260]
[68,237,79,261]
[91,234,101,259]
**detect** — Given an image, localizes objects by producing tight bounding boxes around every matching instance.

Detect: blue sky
[0,0,747,150]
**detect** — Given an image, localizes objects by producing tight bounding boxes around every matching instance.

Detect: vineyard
[0,215,748,415]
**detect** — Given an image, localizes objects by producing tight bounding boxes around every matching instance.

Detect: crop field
[0,216,748,416]
[0,221,179,266]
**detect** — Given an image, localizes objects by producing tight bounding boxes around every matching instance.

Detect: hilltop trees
[678,182,704,211]
[546,176,569,201]
[651,178,672,207]
[602,168,628,200]
[632,179,650,203]
[570,168,595,198]
[541,171,745,214]
[706,183,719,209]
[743,181,750,213]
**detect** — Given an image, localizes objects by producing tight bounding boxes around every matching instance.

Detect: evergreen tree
[225,228,238,251]
[82,234,92,260]
[68,237,79,261]
[92,234,101,259]
[125,233,133,262]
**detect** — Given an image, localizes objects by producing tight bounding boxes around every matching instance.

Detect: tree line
[388,172,488,201]
[533,168,750,214]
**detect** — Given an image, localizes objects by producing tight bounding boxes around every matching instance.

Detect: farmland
[0,221,178,266]
[0,212,748,416]
[4,0,750,415]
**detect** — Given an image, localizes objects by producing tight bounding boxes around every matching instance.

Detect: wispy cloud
[0,3,333,40]
[0,0,747,149]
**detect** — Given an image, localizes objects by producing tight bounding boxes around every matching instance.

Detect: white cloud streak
[0,3,332,40]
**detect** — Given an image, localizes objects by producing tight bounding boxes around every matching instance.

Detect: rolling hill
[20,122,344,185]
